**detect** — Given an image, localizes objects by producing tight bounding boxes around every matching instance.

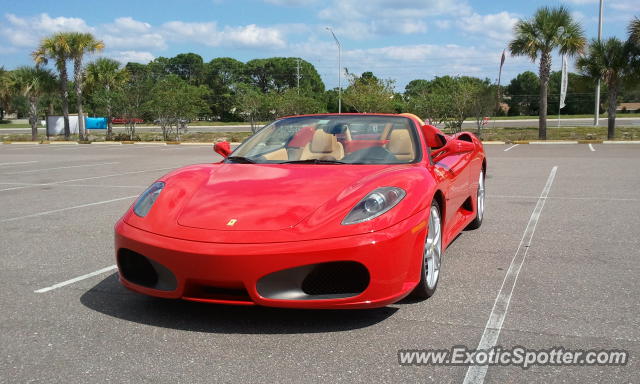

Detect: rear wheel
[467,170,485,230]
[411,201,442,299]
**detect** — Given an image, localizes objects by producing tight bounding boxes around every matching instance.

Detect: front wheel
[411,201,443,299]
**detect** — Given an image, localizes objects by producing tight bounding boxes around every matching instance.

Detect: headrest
[324,123,347,135]
[310,130,335,153]
[387,129,412,155]
[288,126,315,147]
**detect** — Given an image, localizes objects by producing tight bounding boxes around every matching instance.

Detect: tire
[411,200,443,299]
[466,169,485,230]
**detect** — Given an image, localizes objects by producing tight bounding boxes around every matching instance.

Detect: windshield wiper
[281,159,346,164]
[225,156,256,164]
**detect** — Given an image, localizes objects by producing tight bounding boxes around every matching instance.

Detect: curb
[530,141,579,144]
[49,141,79,145]
[179,142,214,146]
[133,142,166,145]
[603,140,640,144]
[481,141,506,144]
[90,141,122,145]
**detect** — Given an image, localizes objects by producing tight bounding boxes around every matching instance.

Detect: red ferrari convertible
[115,113,486,309]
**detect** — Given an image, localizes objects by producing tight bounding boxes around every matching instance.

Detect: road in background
[2,117,640,135]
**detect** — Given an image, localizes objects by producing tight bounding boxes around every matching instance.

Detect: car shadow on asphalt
[80,273,398,334]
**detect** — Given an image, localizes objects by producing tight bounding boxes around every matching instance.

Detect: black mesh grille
[118,249,158,288]
[117,248,176,291]
[301,261,369,296]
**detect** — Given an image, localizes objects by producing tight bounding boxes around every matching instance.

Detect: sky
[0,0,638,90]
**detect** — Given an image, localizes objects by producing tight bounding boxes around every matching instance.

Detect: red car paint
[114,113,486,309]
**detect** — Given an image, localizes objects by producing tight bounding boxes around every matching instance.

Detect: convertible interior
[260,123,417,163]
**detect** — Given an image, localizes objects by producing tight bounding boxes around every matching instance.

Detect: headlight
[133,181,165,217]
[342,187,406,225]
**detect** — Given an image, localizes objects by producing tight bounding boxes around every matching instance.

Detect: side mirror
[454,140,475,153]
[431,139,475,163]
[213,141,231,158]
[421,124,444,148]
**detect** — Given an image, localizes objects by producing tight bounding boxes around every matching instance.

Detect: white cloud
[457,12,519,45]
[101,17,166,50]
[1,13,93,47]
[610,0,640,12]
[223,24,287,48]
[108,50,155,64]
[318,0,470,39]
[161,21,286,48]
[106,17,152,34]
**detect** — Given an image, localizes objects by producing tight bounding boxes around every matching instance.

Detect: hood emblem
[226,219,238,226]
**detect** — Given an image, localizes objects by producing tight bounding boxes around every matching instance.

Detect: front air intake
[117,249,177,291]
[301,261,369,295]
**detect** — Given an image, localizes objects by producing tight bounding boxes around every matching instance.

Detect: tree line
[0,11,638,141]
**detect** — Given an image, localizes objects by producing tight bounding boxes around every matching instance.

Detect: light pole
[594,0,604,126]
[326,27,342,114]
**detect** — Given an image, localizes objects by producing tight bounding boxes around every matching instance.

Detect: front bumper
[114,211,427,309]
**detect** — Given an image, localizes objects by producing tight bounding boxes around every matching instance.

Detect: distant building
[617,103,640,113]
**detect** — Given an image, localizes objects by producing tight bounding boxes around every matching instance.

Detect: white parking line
[0,195,138,223]
[490,194,640,202]
[503,144,519,152]
[589,143,595,152]
[4,145,48,151]
[34,265,117,293]
[0,167,173,192]
[2,162,119,175]
[0,161,39,167]
[463,166,558,384]
[0,181,146,189]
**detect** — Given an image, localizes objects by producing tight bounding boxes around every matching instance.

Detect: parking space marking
[4,145,49,151]
[0,195,137,223]
[34,265,117,293]
[0,161,39,167]
[2,162,119,175]
[0,167,174,192]
[588,143,595,152]
[463,166,558,384]
[490,194,640,202]
[503,144,519,152]
[0,181,146,189]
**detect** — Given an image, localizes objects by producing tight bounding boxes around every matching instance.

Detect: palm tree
[509,6,586,140]
[629,17,640,79]
[11,66,57,141]
[67,32,104,141]
[33,33,72,139]
[85,58,128,139]
[629,17,640,46]
[576,38,632,140]
[0,67,12,121]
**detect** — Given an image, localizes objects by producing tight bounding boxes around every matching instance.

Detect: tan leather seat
[299,130,344,160]
[380,123,394,140]
[386,129,415,161]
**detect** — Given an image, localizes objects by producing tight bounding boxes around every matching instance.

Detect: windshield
[230,115,420,164]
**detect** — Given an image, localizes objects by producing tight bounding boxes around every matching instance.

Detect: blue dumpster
[86,117,108,129]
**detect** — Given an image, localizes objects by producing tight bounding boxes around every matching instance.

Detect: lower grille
[301,261,369,296]
[117,248,177,291]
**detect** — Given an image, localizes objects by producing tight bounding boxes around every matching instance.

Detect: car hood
[176,163,389,231]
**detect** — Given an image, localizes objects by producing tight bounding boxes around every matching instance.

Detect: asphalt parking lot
[1,142,638,383]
